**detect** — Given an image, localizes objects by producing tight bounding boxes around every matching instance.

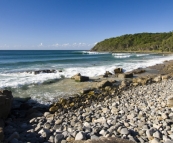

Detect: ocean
[1,50,173,104]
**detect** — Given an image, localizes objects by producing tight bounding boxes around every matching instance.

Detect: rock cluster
[24,69,57,75]
[3,74,173,143]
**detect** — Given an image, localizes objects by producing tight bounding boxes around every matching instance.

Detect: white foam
[82,51,110,55]
[112,53,132,58]
[123,54,173,72]
[136,54,149,57]
[1,54,173,89]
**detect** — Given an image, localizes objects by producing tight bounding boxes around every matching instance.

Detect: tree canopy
[91,32,173,52]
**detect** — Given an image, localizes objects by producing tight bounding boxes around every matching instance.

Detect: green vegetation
[91,32,173,52]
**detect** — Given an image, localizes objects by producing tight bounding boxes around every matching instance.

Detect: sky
[0,0,173,50]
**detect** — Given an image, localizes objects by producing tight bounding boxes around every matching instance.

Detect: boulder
[75,76,89,82]
[97,80,112,88]
[71,73,81,79]
[114,68,123,74]
[118,73,133,78]
[103,71,112,77]
[71,73,89,82]
[0,90,13,119]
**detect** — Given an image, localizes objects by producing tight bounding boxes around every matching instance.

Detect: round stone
[120,128,129,135]
[75,132,86,140]
[54,134,64,143]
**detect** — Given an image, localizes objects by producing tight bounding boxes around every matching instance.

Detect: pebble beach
[2,60,173,143]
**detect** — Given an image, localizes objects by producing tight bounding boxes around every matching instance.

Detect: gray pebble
[54,134,64,143]
[120,128,129,135]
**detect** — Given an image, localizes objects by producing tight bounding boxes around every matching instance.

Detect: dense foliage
[91,32,173,52]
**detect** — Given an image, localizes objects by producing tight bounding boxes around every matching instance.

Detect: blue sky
[0,0,173,50]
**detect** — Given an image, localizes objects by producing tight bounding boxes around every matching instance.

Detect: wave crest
[112,53,131,58]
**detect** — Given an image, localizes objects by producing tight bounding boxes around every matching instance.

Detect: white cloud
[50,42,96,49]
[38,43,43,47]
[52,43,59,47]
[62,43,70,47]
[0,44,9,48]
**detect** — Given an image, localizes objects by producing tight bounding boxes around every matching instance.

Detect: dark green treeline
[91,31,173,52]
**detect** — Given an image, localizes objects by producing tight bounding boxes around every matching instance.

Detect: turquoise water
[0,50,173,104]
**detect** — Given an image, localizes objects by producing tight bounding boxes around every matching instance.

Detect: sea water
[0,50,173,104]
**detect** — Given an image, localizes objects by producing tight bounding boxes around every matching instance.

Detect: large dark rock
[114,68,123,74]
[0,90,13,119]
[71,73,89,82]
[75,76,89,82]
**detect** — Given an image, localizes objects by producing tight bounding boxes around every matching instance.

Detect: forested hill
[91,32,173,52]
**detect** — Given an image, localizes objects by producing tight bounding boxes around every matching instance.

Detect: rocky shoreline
[1,60,173,143]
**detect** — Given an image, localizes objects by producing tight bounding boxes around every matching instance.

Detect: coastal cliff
[91,32,173,52]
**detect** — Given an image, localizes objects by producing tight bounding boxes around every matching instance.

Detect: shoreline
[10,58,173,105]
[2,58,173,142]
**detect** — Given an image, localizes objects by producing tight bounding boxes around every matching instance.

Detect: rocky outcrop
[0,90,13,119]
[75,76,89,82]
[71,73,89,82]
[103,71,113,77]
[33,69,56,75]
[114,68,123,74]
[71,73,81,79]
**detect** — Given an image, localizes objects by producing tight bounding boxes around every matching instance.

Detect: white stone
[150,138,160,143]
[153,131,162,139]
[75,132,86,140]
